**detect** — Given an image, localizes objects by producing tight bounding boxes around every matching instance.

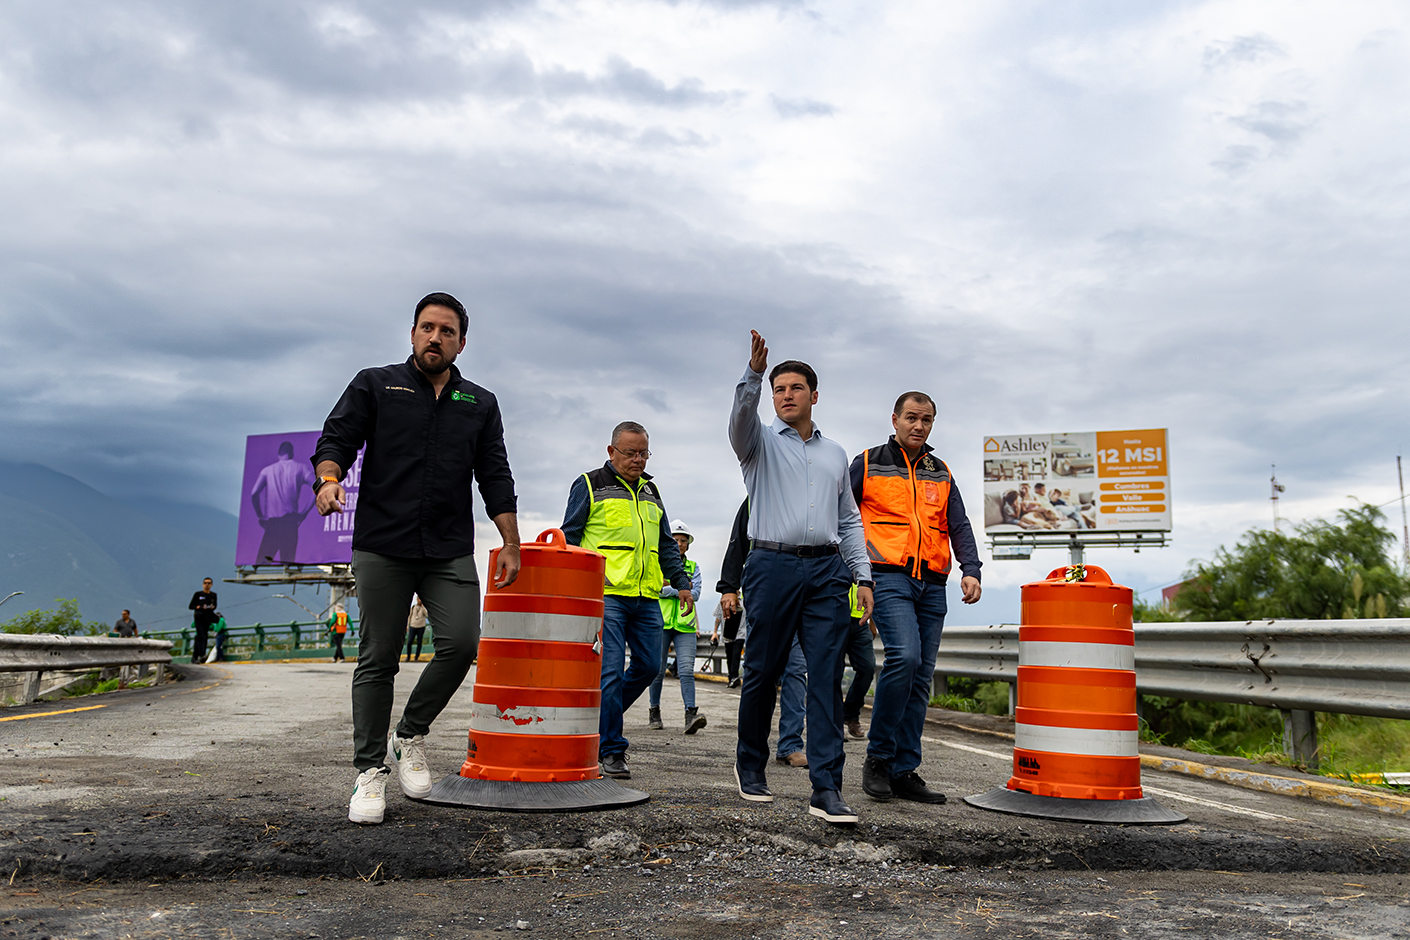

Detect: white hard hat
[670,519,694,545]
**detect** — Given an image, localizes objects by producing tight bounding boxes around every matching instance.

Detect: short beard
[414,349,453,376]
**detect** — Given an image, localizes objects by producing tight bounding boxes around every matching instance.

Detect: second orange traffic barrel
[965,564,1184,825]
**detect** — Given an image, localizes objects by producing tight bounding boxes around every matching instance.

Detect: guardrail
[0,634,173,705]
[922,618,1410,764]
[142,620,368,662]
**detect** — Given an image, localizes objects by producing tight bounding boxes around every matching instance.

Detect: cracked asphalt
[2,661,1409,938]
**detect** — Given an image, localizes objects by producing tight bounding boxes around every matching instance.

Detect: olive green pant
[351,550,481,771]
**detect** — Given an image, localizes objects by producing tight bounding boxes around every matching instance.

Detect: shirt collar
[603,460,653,488]
[771,416,821,441]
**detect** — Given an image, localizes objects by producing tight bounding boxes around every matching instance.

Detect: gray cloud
[1230,100,1312,144]
[771,94,836,118]
[1203,33,1288,70]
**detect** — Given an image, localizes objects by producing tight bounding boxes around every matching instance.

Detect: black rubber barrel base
[964,786,1187,825]
[418,773,651,813]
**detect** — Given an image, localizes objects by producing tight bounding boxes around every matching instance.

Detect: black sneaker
[890,771,947,804]
[684,708,707,735]
[861,756,893,802]
[734,764,774,802]
[727,677,742,689]
[648,707,663,730]
[600,753,630,779]
[808,789,858,824]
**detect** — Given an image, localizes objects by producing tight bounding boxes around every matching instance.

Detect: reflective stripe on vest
[659,557,698,632]
[859,444,953,579]
[580,469,666,598]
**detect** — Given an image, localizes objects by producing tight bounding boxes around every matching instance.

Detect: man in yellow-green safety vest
[648,520,707,735]
[563,421,695,781]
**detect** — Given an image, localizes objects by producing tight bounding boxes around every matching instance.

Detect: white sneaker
[387,731,433,799]
[348,767,389,824]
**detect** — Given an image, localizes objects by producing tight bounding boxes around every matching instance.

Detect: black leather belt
[751,539,839,557]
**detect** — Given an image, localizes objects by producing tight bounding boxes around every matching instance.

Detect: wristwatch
[856,580,875,589]
[313,475,340,494]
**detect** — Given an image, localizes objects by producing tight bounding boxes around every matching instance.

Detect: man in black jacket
[188,579,217,663]
[314,292,521,825]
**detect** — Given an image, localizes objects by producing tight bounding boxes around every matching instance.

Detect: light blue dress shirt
[728,365,871,582]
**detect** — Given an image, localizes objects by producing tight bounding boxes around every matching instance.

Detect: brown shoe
[845,719,865,740]
[776,751,809,768]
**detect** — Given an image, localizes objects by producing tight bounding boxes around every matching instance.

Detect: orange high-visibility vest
[859,441,953,581]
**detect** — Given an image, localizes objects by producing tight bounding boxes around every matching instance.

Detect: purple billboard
[235,431,364,566]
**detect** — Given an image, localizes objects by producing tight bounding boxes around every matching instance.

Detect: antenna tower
[1399,455,1409,572]
[1270,465,1285,532]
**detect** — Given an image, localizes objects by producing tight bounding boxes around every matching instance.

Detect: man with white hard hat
[649,519,707,734]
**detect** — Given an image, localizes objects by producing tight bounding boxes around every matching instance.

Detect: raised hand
[749,330,768,375]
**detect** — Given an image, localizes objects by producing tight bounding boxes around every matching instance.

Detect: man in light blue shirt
[728,330,874,825]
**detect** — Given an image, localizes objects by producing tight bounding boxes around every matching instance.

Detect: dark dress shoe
[808,789,858,824]
[861,755,893,801]
[890,771,947,804]
[599,753,630,779]
[734,764,774,802]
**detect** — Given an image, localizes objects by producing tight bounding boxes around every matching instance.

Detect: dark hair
[611,421,648,445]
[769,360,817,392]
[1003,490,1018,506]
[893,391,936,416]
[414,292,468,339]
[1034,482,1046,490]
[277,440,294,458]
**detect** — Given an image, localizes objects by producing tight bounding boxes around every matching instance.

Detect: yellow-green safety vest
[579,465,667,598]
[848,583,865,619]
[659,558,698,633]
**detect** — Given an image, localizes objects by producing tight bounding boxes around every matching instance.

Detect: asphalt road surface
[3,661,1408,938]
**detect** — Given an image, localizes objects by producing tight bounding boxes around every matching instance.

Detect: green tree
[2,598,106,636]
[1171,503,1409,621]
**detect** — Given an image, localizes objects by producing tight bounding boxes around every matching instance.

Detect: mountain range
[0,463,335,633]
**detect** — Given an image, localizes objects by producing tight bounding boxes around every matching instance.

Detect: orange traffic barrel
[422,528,648,812]
[965,564,1185,825]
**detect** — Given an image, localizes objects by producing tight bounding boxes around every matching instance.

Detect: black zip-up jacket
[312,356,517,560]
[716,498,751,594]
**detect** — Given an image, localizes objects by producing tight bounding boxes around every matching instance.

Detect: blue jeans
[736,549,852,792]
[867,572,947,776]
[649,630,699,710]
[841,618,876,722]
[776,638,807,758]
[600,595,664,758]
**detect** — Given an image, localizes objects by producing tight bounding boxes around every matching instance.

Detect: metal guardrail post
[1282,709,1319,768]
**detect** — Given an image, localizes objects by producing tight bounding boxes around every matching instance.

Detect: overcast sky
[3,0,1409,623]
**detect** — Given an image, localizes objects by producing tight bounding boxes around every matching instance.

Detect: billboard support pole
[1068,538,1085,566]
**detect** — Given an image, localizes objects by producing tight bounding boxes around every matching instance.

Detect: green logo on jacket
[450,391,476,403]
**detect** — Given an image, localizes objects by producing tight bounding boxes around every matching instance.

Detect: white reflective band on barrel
[1019,640,1135,671]
[1015,723,1138,757]
[482,611,601,644]
[470,703,600,736]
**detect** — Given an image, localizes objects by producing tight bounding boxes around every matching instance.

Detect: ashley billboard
[981,428,1170,534]
[235,431,364,566]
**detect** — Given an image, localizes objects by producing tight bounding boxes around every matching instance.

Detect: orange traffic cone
[965,565,1185,824]
[424,529,648,812]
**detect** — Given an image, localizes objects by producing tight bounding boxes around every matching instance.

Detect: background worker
[728,330,873,826]
[188,577,218,665]
[851,391,982,805]
[405,595,428,662]
[113,610,138,638]
[648,520,707,735]
[212,611,229,662]
[715,496,809,765]
[328,603,349,663]
[841,584,876,740]
[315,291,521,826]
[562,421,694,780]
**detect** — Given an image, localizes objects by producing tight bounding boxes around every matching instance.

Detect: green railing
[140,620,365,663]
